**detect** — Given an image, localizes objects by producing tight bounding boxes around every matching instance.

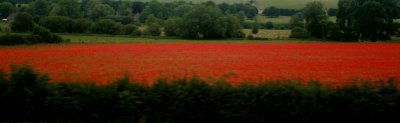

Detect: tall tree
[10,13,34,32]
[337,0,398,41]
[49,0,81,18]
[88,4,115,20]
[262,6,280,18]
[302,1,328,38]
[29,0,49,21]
[0,2,14,19]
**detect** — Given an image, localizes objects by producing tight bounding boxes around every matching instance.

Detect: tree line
[290,0,400,41]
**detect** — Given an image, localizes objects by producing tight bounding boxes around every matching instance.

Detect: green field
[129,0,339,9]
[246,16,337,25]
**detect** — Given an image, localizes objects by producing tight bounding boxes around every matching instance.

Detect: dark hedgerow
[0,64,399,122]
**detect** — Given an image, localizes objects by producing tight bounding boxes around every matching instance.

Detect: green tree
[262,6,280,18]
[139,0,167,23]
[174,4,193,17]
[10,12,34,32]
[302,1,328,38]
[29,0,49,21]
[49,0,81,18]
[337,0,398,41]
[145,14,161,36]
[180,6,226,39]
[88,4,115,20]
[252,21,259,34]
[290,12,305,28]
[222,14,244,38]
[0,2,14,19]
[164,18,182,36]
[39,16,74,33]
[73,18,93,33]
[91,19,122,34]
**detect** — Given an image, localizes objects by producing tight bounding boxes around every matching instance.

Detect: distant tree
[262,6,280,18]
[222,14,244,38]
[252,21,259,34]
[0,2,14,19]
[302,1,328,38]
[10,13,34,32]
[122,24,138,35]
[174,4,193,17]
[39,16,74,33]
[49,0,81,18]
[237,11,246,25]
[164,18,182,36]
[91,19,122,34]
[180,6,226,38]
[88,4,115,20]
[29,0,49,21]
[327,8,337,16]
[290,12,304,28]
[337,0,398,41]
[73,18,93,33]
[265,22,274,29]
[132,1,145,14]
[139,0,167,23]
[145,14,161,36]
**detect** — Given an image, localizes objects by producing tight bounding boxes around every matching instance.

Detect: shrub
[265,22,274,29]
[146,23,162,36]
[132,29,142,36]
[91,19,122,35]
[72,19,93,33]
[0,34,26,45]
[290,27,310,39]
[39,16,74,33]
[10,12,34,32]
[122,24,138,35]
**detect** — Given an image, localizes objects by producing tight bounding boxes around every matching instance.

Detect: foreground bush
[0,65,399,122]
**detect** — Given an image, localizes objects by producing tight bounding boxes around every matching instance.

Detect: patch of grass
[243,29,291,39]
[247,16,337,25]
[128,0,339,9]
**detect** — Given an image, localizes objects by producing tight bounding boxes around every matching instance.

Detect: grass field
[246,16,337,24]
[129,0,339,9]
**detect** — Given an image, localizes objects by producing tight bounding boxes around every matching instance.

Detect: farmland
[131,0,339,9]
[1,42,399,86]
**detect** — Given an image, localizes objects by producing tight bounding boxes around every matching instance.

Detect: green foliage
[145,14,161,36]
[49,0,81,18]
[265,22,274,29]
[91,19,122,35]
[263,6,280,18]
[290,12,304,28]
[0,65,400,122]
[139,0,167,23]
[28,0,49,21]
[302,1,329,38]
[337,0,398,41]
[39,16,73,33]
[72,18,93,33]
[290,27,310,39]
[252,21,259,34]
[164,18,182,36]
[10,12,34,32]
[0,2,15,19]
[88,3,115,20]
[122,24,138,35]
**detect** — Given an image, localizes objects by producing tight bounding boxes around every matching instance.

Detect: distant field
[128,0,339,9]
[243,29,291,39]
[246,16,337,25]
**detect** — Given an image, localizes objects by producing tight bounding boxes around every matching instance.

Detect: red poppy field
[1,42,400,86]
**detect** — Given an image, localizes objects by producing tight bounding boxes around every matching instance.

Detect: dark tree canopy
[11,12,34,32]
[337,0,399,41]
[0,2,14,19]
[302,1,328,38]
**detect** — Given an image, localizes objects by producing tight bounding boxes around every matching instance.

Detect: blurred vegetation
[0,64,399,122]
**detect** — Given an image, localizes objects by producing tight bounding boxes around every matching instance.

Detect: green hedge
[0,65,399,122]
[0,34,63,45]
